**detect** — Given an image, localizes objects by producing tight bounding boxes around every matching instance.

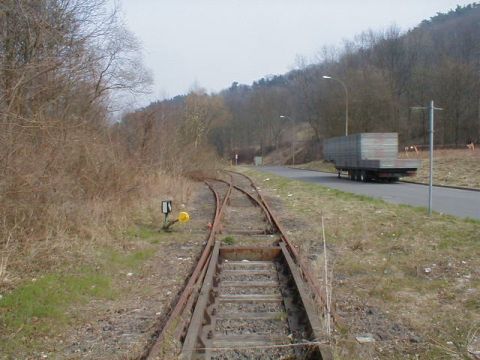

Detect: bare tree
[180,89,231,149]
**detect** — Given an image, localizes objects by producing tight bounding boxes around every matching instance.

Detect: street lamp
[322,75,349,136]
[280,115,295,166]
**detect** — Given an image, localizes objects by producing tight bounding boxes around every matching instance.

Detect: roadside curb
[288,166,480,192]
[400,180,480,192]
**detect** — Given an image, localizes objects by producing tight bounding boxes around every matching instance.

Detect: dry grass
[244,167,480,359]
[298,148,480,189]
[293,160,337,173]
[0,115,215,284]
[0,167,196,285]
[402,148,480,189]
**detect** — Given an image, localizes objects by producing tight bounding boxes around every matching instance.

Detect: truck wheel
[360,171,367,182]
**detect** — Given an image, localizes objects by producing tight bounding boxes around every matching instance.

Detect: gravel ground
[219,272,278,282]
[210,347,299,360]
[219,286,280,295]
[222,260,277,270]
[215,319,290,335]
[220,234,279,247]
[217,302,285,314]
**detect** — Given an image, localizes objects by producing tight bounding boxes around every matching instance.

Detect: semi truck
[323,133,420,182]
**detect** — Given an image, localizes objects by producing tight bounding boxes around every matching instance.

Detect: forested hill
[123,3,480,158]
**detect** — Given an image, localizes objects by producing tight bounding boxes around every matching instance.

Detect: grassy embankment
[244,167,479,359]
[1,233,146,354]
[296,148,480,189]
[0,174,196,357]
[406,148,480,189]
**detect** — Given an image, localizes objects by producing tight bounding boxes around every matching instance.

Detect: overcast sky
[118,0,474,103]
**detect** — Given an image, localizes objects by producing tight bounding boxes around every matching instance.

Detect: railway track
[145,171,333,360]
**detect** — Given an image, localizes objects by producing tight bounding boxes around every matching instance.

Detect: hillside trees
[433,59,478,145]
[290,65,326,139]
[201,4,480,157]
[221,82,254,152]
[125,3,480,164]
[180,89,230,149]
[248,82,290,153]
[117,89,231,176]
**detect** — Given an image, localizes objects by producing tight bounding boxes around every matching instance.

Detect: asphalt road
[257,166,480,220]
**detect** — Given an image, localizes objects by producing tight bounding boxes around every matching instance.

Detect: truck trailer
[323,133,420,182]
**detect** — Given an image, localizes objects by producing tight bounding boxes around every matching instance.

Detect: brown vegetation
[406,148,480,189]
[0,0,223,289]
[0,0,145,283]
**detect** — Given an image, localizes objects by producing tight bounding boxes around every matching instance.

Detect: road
[257,166,480,220]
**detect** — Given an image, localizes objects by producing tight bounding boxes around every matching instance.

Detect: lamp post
[280,115,295,166]
[322,75,349,136]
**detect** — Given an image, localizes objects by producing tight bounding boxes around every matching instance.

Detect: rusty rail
[229,170,341,327]
[180,171,332,359]
[214,177,274,228]
[145,178,232,359]
[145,171,337,359]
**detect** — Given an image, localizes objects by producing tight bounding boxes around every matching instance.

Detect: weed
[465,298,480,310]
[464,217,480,225]
[0,242,157,355]
[222,236,235,245]
[428,320,480,359]
[125,224,166,244]
[350,239,364,251]
[274,311,288,321]
[102,248,155,269]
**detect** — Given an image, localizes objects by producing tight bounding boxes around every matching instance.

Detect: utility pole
[412,100,443,216]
